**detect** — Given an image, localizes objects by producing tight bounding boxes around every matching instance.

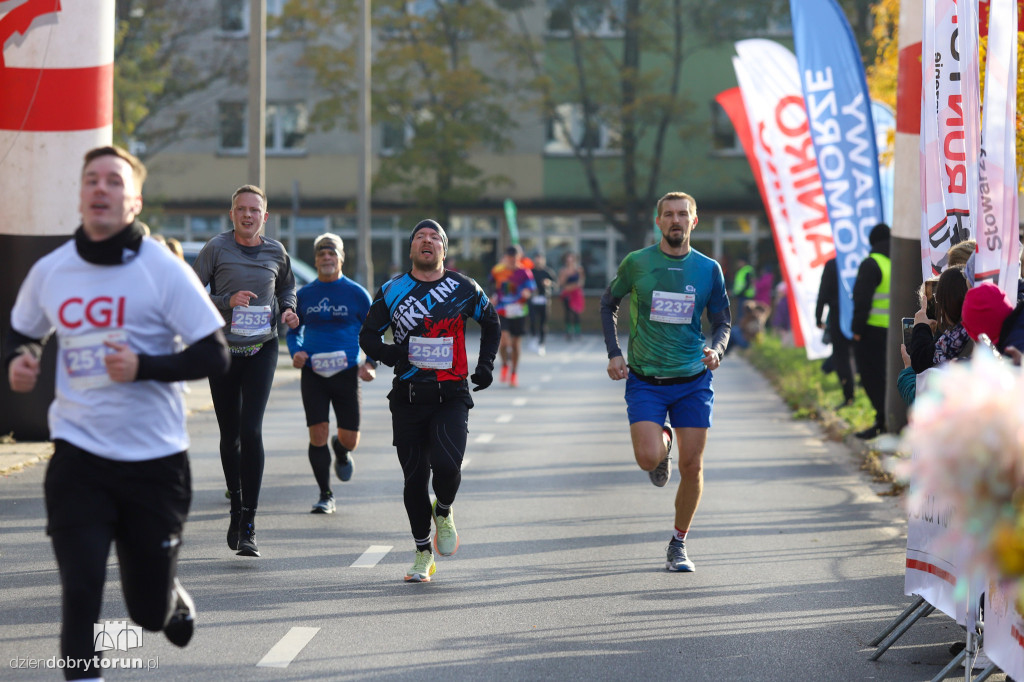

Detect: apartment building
[141,0,783,295]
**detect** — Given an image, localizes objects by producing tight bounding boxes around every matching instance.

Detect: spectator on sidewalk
[851,223,891,439]
[908,266,972,374]
[816,257,855,408]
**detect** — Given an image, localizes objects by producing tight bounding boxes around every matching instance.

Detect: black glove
[377,342,408,367]
[470,364,493,392]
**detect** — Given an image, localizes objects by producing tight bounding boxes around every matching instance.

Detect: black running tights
[390,398,469,542]
[209,341,277,510]
[51,524,180,679]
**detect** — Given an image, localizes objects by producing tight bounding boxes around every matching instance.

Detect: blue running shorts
[624,370,714,429]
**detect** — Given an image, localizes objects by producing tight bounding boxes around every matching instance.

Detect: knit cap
[961,282,1013,344]
[409,219,447,256]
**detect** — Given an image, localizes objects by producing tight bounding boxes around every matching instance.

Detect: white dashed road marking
[474,433,495,444]
[496,414,513,424]
[351,545,393,568]
[512,398,527,406]
[257,627,320,668]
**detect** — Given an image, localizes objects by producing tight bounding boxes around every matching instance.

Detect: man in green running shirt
[599,191,731,573]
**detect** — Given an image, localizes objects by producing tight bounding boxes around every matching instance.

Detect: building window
[219,102,246,150]
[545,103,620,155]
[380,119,411,155]
[710,101,743,156]
[219,0,284,34]
[218,101,308,153]
[380,106,433,156]
[408,0,438,17]
[547,0,624,36]
[267,102,307,151]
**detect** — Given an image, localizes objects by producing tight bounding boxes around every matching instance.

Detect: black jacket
[851,239,890,337]
[815,258,841,335]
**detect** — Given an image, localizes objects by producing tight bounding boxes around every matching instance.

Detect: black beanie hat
[409,219,448,256]
[869,223,890,246]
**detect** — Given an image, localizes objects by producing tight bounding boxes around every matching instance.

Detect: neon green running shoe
[404,550,436,582]
[432,501,460,556]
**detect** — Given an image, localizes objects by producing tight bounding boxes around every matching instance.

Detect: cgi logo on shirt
[58,296,125,328]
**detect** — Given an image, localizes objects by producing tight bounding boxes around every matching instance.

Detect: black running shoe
[331,436,354,482]
[237,523,260,557]
[227,511,240,551]
[164,578,195,647]
[855,425,882,439]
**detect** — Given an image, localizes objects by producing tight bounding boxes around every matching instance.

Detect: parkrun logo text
[306,298,349,317]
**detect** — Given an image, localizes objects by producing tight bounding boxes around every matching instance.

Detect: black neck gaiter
[74,221,146,265]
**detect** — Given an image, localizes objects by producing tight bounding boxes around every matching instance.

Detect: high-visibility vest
[867,253,891,328]
[732,264,755,299]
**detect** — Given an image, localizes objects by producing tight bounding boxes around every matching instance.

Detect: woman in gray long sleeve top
[192,185,298,558]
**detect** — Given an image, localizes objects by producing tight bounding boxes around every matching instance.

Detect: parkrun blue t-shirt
[287,276,373,366]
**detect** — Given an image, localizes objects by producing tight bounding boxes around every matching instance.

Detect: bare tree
[280,0,525,224]
[114,0,244,158]
[505,0,881,251]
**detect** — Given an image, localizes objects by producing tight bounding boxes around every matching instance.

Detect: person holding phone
[908,267,970,374]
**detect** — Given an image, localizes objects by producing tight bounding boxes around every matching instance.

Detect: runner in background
[287,233,376,514]
[192,185,299,558]
[489,245,535,387]
[360,219,501,582]
[529,252,556,356]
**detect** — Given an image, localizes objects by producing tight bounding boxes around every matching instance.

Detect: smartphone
[902,317,914,348]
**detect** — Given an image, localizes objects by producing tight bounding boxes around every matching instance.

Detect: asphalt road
[0,336,993,680]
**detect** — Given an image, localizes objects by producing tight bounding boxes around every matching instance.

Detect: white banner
[905,368,983,630]
[904,492,964,622]
[921,0,978,278]
[732,39,833,360]
[976,0,1020,296]
[983,578,1024,679]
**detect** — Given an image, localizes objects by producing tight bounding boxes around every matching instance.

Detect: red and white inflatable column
[0,0,114,439]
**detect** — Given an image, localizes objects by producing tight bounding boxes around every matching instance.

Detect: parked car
[178,240,318,338]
